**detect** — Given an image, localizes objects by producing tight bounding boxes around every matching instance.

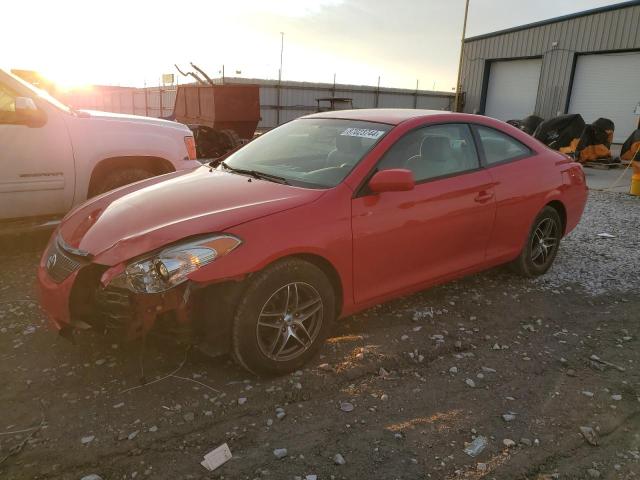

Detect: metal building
[61,78,454,132]
[460,0,640,143]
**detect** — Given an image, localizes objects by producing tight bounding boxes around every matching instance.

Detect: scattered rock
[238,397,247,406]
[183,412,195,422]
[465,378,476,388]
[80,475,103,480]
[481,366,496,373]
[380,394,389,402]
[464,436,487,457]
[273,448,288,459]
[503,439,516,448]
[582,391,594,397]
[148,426,158,433]
[520,438,532,446]
[80,435,95,445]
[587,468,601,478]
[128,430,139,441]
[333,453,346,465]
[276,407,286,420]
[318,363,332,371]
[502,413,516,422]
[340,402,354,412]
[580,426,598,446]
[378,367,390,377]
[449,366,458,374]
[612,394,622,401]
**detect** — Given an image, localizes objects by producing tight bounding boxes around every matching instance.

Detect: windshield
[7,71,73,114]
[221,118,392,188]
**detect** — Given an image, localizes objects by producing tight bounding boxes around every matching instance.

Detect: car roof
[303,108,454,125]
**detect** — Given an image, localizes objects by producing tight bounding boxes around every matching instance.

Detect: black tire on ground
[220,129,242,151]
[232,258,335,376]
[510,206,563,277]
[92,168,154,196]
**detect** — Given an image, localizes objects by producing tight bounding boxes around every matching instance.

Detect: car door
[472,125,544,262]
[351,123,496,304]
[0,78,75,221]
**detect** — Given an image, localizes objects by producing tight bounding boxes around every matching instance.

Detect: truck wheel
[93,168,154,196]
[220,129,242,149]
[510,206,562,277]
[232,259,335,376]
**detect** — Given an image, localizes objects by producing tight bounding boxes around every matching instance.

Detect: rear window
[476,126,530,165]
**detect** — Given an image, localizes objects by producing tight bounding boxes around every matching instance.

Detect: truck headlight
[110,234,241,294]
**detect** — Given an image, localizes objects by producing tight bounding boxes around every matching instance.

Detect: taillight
[184,136,197,160]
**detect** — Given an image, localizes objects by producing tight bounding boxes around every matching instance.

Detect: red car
[38,110,587,375]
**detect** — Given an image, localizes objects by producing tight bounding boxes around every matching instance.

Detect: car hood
[78,109,190,132]
[58,166,325,265]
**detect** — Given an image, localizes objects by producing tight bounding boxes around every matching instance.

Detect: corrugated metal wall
[461,2,640,118]
[62,78,453,131]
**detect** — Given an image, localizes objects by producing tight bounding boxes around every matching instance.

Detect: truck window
[0,83,18,123]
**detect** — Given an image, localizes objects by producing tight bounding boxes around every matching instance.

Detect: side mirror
[368,169,415,193]
[15,97,46,127]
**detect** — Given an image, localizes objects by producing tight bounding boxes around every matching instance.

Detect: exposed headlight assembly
[110,234,241,294]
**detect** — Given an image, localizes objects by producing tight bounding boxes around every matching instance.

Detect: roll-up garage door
[484,58,542,121]
[568,52,640,144]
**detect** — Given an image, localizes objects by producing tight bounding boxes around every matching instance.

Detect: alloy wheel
[256,282,324,362]
[530,217,558,266]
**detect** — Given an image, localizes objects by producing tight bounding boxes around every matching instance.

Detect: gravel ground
[1,190,639,480]
[535,190,640,295]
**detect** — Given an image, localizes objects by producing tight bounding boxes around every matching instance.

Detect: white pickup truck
[0,69,200,231]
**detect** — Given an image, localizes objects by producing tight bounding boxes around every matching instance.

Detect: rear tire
[232,259,335,376]
[511,206,562,277]
[93,168,154,196]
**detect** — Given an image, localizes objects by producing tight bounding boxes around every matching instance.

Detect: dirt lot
[1,190,639,480]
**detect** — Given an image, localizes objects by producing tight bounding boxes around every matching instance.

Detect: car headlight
[110,234,241,294]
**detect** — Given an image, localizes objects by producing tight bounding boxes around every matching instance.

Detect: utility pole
[277,32,284,125]
[454,0,470,112]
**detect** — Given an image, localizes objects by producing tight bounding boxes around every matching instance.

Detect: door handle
[474,191,494,203]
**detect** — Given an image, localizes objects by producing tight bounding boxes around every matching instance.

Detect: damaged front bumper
[38,235,195,342]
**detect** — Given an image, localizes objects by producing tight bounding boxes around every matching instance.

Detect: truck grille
[45,239,83,283]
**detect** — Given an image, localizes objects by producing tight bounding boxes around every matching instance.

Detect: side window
[378,123,480,182]
[476,126,530,165]
[0,83,18,124]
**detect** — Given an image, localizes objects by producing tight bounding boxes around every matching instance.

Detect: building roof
[465,0,640,42]
[304,108,453,125]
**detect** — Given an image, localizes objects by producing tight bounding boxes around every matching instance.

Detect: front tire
[93,168,154,196]
[511,206,562,277]
[232,259,335,376]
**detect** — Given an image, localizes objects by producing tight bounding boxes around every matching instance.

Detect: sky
[0,0,622,92]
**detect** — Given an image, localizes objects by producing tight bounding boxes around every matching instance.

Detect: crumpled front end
[38,233,200,343]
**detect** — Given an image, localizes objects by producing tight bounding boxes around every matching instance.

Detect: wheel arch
[286,253,344,319]
[87,156,175,197]
[545,199,567,236]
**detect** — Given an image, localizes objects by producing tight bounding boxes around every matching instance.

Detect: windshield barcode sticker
[340,128,385,140]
